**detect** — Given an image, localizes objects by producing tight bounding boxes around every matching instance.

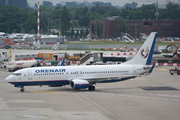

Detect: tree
[83,6,88,15]
[79,15,89,27]
[107,6,120,16]
[70,28,75,38]
[166,2,178,10]
[117,19,129,34]
[0,2,4,6]
[92,20,103,38]
[70,20,79,28]
[30,29,35,34]
[39,6,52,33]
[124,3,132,10]
[66,2,78,7]
[75,30,79,38]
[34,3,38,8]
[60,6,70,36]
[131,2,138,9]
[0,6,21,33]
[80,28,83,37]
[96,22,103,38]
[86,28,89,36]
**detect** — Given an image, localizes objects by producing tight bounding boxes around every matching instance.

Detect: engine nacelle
[70,79,89,89]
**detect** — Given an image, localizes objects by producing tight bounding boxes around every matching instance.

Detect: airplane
[5,32,157,92]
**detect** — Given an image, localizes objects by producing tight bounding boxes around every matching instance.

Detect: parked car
[4,45,11,49]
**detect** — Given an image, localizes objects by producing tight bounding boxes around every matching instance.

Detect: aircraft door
[75,71,83,77]
[27,70,33,80]
[79,71,83,77]
[132,67,137,75]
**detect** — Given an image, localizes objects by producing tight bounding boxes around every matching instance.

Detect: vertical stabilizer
[124,32,157,65]
[60,59,65,66]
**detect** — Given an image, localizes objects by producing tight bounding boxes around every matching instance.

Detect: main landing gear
[20,87,25,92]
[88,86,95,91]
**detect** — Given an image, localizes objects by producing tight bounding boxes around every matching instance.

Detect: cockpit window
[12,73,21,76]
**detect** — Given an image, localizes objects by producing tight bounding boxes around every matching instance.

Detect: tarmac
[0,49,180,120]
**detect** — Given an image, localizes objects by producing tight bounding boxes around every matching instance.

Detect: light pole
[47,18,49,34]
[126,16,129,33]
[21,17,22,33]
[155,0,159,20]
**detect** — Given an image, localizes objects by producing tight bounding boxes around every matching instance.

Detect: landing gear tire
[20,88,25,92]
[88,86,95,91]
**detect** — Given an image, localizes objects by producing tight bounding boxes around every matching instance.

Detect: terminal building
[90,19,180,38]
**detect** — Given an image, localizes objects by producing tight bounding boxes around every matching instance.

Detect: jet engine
[70,79,89,89]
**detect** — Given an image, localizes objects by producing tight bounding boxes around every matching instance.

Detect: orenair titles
[35,69,66,73]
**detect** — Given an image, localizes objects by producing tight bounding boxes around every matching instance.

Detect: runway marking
[159,69,168,71]
[22,115,41,119]
[138,92,180,98]
[32,91,59,93]
[21,115,65,119]
[0,109,26,111]
[84,92,180,102]
[0,108,64,119]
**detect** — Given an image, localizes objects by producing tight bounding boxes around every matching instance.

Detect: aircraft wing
[69,75,137,83]
[86,77,120,81]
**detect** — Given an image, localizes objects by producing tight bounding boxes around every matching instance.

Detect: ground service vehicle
[169,67,180,75]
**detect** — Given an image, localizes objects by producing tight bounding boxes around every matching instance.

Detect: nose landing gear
[20,86,25,92]
[14,85,25,92]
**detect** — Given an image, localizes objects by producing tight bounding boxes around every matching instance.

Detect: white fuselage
[6,60,37,70]
[6,64,148,86]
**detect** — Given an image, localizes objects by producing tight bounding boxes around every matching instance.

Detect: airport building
[90,19,180,38]
[0,0,27,8]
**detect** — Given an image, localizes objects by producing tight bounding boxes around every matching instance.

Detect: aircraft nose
[5,75,12,82]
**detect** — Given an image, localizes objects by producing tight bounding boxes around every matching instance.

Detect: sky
[27,0,130,7]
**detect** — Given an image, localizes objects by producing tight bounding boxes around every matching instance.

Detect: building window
[160,23,174,25]
[144,22,152,26]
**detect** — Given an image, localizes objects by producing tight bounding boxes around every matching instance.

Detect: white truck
[6,59,37,72]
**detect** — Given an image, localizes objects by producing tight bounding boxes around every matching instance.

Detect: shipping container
[38,53,57,60]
